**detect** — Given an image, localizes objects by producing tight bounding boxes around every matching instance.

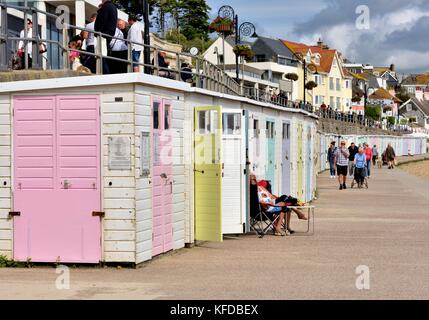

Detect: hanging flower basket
[285,73,299,81]
[305,81,318,90]
[209,16,235,36]
[233,44,254,61]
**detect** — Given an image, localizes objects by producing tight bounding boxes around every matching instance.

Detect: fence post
[195,58,201,89]
[127,40,133,73]
[153,47,159,76]
[0,2,8,70]
[95,35,102,74]
[62,27,69,70]
[175,53,181,81]
[32,10,41,69]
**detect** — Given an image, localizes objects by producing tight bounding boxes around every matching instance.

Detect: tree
[112,0,158,16]
[396,90,410,104]
[178,0,211,40]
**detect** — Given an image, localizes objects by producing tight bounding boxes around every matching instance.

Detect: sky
[206,0,429,75]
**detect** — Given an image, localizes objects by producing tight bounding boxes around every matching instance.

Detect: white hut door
[152,99,173,257]
[13,96,101,263]
[222,112,243,234]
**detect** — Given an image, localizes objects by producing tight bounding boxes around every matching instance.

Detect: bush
[364,105,381,121]
[387,116,396,125]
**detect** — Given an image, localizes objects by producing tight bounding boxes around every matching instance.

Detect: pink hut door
[152,98,173,257]
[13,96,101,263]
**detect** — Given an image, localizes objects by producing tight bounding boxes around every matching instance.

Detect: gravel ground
[400,160,429,181]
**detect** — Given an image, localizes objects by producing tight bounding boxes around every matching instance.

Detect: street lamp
[292,52,318,107]
[218,5,257,81]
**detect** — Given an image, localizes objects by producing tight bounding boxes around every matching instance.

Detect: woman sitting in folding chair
[258,189,288,236]
[253,175,308,235]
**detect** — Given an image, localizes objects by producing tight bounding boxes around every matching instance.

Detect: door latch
[92,211,105,218]
[8,211,21,218]
[63,180,71,189]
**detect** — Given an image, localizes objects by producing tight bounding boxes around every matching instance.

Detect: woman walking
[385,144,396,169]
[328,142,337,178]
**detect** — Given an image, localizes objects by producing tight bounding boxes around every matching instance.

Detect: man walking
[348,142,359,177]
[372,145,379,166]
[334,141,350,190]
[327,141,337,179]
[128,15,144,72]
[364,143,373,178]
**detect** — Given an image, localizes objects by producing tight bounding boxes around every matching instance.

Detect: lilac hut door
[13,96,101,263]
[152,98,173,257]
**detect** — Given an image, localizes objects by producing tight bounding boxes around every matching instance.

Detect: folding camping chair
[249,182,282,238]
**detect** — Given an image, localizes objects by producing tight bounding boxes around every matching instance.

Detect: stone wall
[318,117,402,136]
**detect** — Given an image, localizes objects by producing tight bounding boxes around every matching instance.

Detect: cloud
[293,0,429,73]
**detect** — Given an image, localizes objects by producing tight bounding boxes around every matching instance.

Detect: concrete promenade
[1,157,429,300]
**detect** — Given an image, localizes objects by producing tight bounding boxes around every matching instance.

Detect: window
[282,123,290,140]
[314,75,322,85]
[153,102,160,129]
[253,119,259,138]
[336,97,341,109]
[333,59,338,67]
[164,104,171,130]
[198,110,218,134]
[266,121,275,139]
[314,56,320,65]
[345,80,351,89]
[330,96,334,107]
[255,55,266,62]
[408,87,415,94]
[277,56,287,65]
[222,113,241,135]
[406,104,412,112]
[329,78,334,90]
[336,78,341,91]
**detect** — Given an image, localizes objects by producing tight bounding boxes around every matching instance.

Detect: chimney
[390,64,395,72]
[317,38,323,48]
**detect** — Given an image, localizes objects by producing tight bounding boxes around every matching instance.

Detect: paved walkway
[1,158,429,300]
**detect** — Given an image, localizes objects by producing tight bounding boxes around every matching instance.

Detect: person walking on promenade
[372,145,379,166]
[334,141,350,190]
[354,147,367,188]
[364,143,373,178]
[328,142,337,178]
[348,142,359,177]
[385,143,396,169]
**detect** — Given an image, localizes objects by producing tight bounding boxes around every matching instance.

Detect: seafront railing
[0,2,412,134]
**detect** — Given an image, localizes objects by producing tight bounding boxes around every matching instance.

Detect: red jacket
[364,147,373,161]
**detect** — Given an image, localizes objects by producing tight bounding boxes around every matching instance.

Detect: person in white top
[85,13,97,53]
[18,19,34,68]
[127,15,144,72]
[109,27,128,74]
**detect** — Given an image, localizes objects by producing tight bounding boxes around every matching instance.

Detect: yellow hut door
[194,106,223,242]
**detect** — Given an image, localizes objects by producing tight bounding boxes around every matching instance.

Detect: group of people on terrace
[328,140,397,189]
